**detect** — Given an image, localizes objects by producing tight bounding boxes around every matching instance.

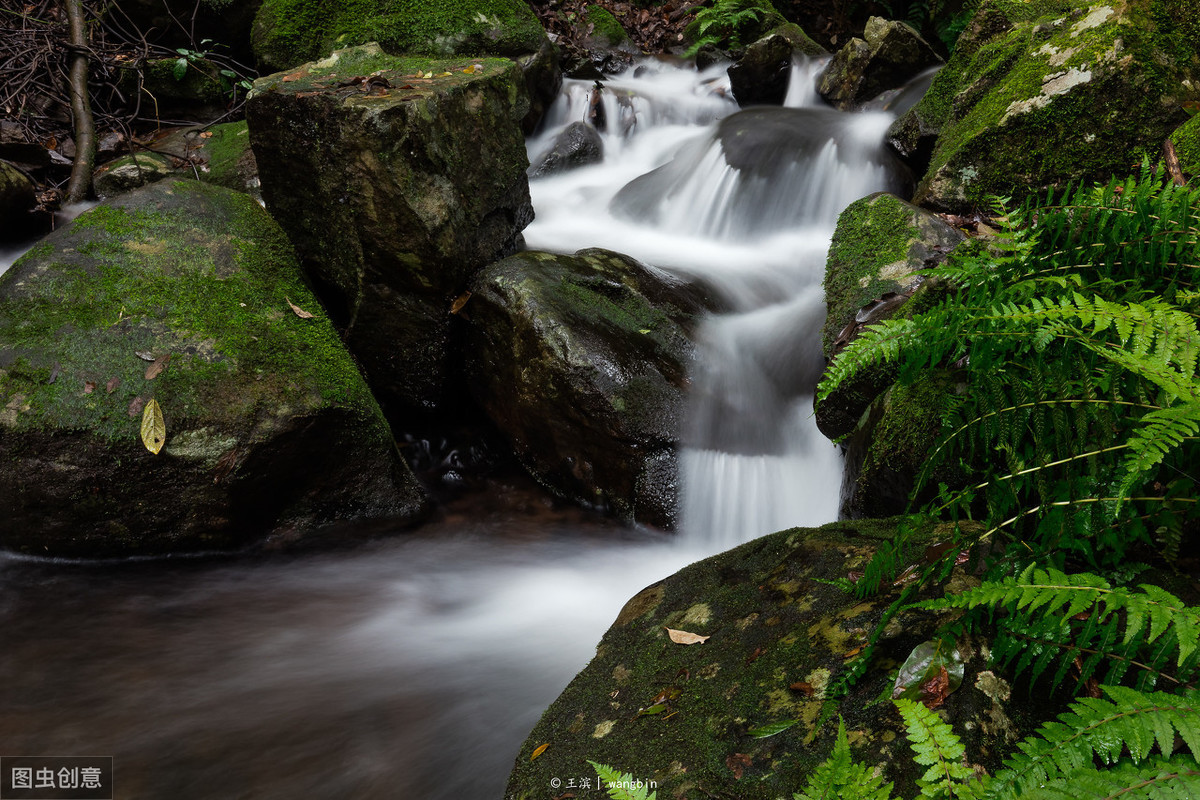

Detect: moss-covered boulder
[246,44,533,416]
[463,248,717,528]
[1171,114,1200,178]
[817,17,943,110]
[252,0,548,70]
[898,0,1200,212]
[506,519,1048,799]
[682,0,789,52]
[92,153,176,200]
[0,160,36,241]
[0,180,426,558]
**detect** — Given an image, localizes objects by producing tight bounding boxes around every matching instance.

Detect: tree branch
[64,0,95,203]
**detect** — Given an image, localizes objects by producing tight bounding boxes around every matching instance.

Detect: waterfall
[526,57,904,547]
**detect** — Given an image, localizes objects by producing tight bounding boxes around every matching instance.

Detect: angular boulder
[463,248,716,528]
[818,17,943,110]
[506,519,1047,800]
[0,180,426,557]
[728,34,793,107]
[901,0,1200,211]
[246,44,533,415]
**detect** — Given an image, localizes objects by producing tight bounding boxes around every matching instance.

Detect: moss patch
[1171,115,1200,177]
[251,0,548,72]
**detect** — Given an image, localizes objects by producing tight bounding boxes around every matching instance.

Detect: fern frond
[984,687,1200,800]
[895,698,978,799]
[794,718,894,800]
[591,762,657,800]
[1007,755,1200,800]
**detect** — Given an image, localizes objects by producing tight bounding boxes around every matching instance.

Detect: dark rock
[246,44,533,416]
[818,16,943,110]
[515,40,563,134]
[506,518,1051,800]
[0,161,36,241]
[529,122,604,177]
[0,180,426,558]
[463,248,717,528]
[694,43,727,71]
[728,34,793,107]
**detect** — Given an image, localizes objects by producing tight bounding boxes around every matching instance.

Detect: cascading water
[1,59,913,799]
[525,58,902,547]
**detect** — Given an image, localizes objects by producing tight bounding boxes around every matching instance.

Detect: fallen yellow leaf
[141,398,166,455]
[530,743,549,760]
[665,627,710,645]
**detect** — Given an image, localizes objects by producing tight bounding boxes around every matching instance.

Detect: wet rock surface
[529,121,604,177]
[246,44,533,416]
[0,180,425,557]
[818,16,943,110]
[463,248,718,528]
[506,519,1052,800]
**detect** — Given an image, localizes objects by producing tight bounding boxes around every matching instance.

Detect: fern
[913,566,1200,692]
[794,718,894,800]
[590,761,658,800]
[894,698,979,799]
[985,686,1200,799]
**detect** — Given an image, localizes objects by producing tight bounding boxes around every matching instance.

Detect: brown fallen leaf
[145,353,171,380]
[789,681,815,697]
[127,395,145,418]
[48,362,60,384]
[530,742,549,761]
[135,350,156,361]
[141,398,166,455]
[83,380,96,394]
[106,377,120,394]
[726,752,752,779]
[919,665,951,709]
[286,297,315,319]
[665,627,709,645]
[449,291,472,315]
[213,447,239,484]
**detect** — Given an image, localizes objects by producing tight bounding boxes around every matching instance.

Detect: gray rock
[728,34,793,106]
[818,16,942,110]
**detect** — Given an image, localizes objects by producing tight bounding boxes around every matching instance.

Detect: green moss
[823,193,923,354]
[909,0,1200,209]
[0,181,381,444]
[198,121,252,186]
[1171,115,1200,176]
[252,0,547,72]
[585,5,631,47]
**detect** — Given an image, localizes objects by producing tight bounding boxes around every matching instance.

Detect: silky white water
[2,59,910,799]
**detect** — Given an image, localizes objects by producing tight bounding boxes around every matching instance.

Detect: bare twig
[64,0,95,202]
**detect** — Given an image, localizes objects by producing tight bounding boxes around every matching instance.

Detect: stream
[1,58,912,798]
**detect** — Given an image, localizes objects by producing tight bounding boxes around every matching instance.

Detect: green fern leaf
[794,718,894,800]
[895,698,977,798]
[591,762,657,800]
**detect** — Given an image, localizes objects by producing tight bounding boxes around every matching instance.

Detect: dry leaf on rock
[665,627,709,645]
[286,297,315,319]
[145,354,170,380]
[141,398,166,454]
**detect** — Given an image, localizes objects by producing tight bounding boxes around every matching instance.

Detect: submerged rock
[529,121,604,177]
[900,0,1200,211]
[0,181,426,557]
[463,248,717,528]
[818,17,943,110]
[506,519,1046,799]
[246,44,533,416]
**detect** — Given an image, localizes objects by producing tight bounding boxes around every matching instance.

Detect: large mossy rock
[463,248,717,528]
[817,16,943,110]
[252,0,548,70]
[246,44,533,416]
[506,519,1048,799]
[816,192,964,443]
[0,180,425,558]
[895,0,1200,211]
[93,122,260,201]
[1171,114,1200,178]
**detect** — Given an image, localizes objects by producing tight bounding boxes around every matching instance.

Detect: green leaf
[748,719,800,738]
[173,58,188,81]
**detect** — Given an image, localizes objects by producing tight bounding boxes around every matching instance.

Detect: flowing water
[1,59,908,798]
